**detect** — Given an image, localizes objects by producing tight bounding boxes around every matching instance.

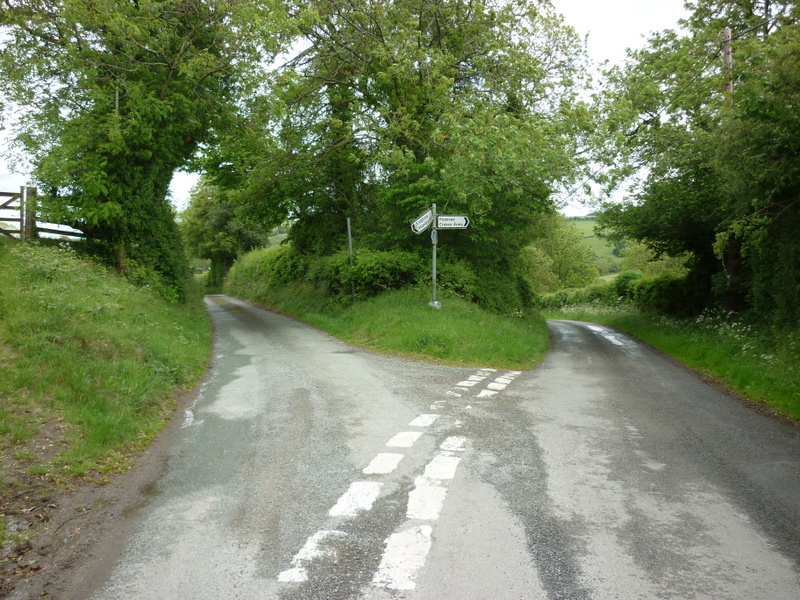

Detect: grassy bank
[546,305,800,421]
[226,279,551,370]
[0,240,212,519]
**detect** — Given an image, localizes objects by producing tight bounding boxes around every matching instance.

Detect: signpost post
[410,204,470,309]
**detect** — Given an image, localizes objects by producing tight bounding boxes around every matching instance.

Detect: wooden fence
[0,187,83,239]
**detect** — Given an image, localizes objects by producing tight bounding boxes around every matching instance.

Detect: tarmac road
[86,295,800,600]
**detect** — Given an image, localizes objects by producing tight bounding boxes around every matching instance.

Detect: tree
[179,180,269,288]
[0,0,288,298]
[524,213,597,293]
[210,0,593,292]
[597,0,800,321]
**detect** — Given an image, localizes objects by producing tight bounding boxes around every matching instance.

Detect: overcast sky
[1,1,689,210]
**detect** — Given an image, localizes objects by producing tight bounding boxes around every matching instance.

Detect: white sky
[0,1,689,212]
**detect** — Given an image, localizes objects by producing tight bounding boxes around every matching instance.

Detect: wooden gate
[0,187,83,239]
[0,187,36,239]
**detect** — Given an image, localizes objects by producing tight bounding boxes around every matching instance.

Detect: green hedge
[631,274,707,316]
[227,245,543,315]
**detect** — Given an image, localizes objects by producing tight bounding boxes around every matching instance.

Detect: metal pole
[723,27,733,93]
[346,217,354,265]
[347,217,356,303]
[430,203,441,309]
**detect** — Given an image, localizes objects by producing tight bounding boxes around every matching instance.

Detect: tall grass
[0,240,212,481]
[546,304,800,421]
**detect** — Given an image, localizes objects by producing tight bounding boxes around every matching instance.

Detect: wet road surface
[86,296,800,599]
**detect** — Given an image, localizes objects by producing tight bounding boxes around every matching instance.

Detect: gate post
[22,187,37,240]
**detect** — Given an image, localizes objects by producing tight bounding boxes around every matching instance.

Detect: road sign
[436,215,470,229]
[411,209,433,234]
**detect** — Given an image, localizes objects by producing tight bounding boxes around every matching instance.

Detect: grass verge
[226,281,550,370]
[0,239,212,547]
[545,305,800,421]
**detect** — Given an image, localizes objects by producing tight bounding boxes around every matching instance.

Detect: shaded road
[84,296,800,599]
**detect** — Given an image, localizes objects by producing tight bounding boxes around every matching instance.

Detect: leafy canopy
[0,0,289,297]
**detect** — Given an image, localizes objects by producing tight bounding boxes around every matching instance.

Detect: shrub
[343,250,424,300]
[469,269,538,315]
[307,252,351,295]
[436,258,480,302]
[633,274,704,316]
[613,270,643,300]
[226,246,301,298]
[538,281,613,310]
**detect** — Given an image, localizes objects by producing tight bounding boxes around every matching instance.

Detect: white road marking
[329,481,383,517]
[487,382,507,391]
[372,525,433,590]
[409,414,439,427]
[363,453,405,475]
[279,372,489,588]
[588,324,626,346]
[278,530,348,583]
[386,431,423,447]
[423,454,461,480]
[407,478,448,520]
[440,436,466,452]
[477,389,498,397]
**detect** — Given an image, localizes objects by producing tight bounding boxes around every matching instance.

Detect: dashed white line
[406,478,448,520]
[363,453,405,475]
[456,380,479,387]
[423,453,461,480]
[387,431,423,447]
[372,526,433,590]
[277,530,349,583]
[279,369,508,589]
[409,414,439,427]
[440,436,466,452]
[329,481,383,517]
[588,324,626,346]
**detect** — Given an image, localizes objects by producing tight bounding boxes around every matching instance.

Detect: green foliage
[613,270,643,299]
[464,268,538,315]
[225,245,312,304]
[435,258,480,303]
[525,213,599,293]
[538,282,614,311]
[306,250,425,301]
[344,251,424,301]
[179,180,269,287]
[619,241,690,279]
[1,0,289,295]
[209,0,593,287]
[0,240,211,481]
[569,218,622,275]
[228,240,548,315]
[597,1,800,324]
